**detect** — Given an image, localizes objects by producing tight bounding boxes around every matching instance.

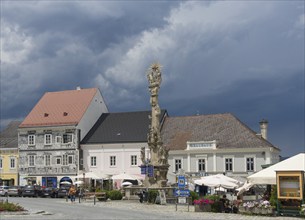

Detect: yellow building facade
[0,148,18,186]
[0,121,21,186]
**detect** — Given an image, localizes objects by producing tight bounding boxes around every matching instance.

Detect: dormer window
[63,112,68,116]
[187,140,217,150]
[44,113,49,117]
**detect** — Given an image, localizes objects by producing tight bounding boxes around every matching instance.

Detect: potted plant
[194,198,214,212]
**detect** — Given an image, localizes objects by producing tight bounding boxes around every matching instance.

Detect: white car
[0,186,9,197]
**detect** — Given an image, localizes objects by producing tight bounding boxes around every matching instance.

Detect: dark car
[22,185,42,197]
[57,186,70,198]
[7,186,24,197]
[41,187,57,198]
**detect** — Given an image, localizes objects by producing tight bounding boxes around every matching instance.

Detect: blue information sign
[175,189,190,197]
[178,175,186,189]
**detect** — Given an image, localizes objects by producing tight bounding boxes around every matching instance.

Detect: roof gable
[161,113,276,150]
[20,88,98,128]
[81,110,167,144]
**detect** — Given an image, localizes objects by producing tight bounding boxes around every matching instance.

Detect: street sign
[177,175,186,189]
[175,189,190,197]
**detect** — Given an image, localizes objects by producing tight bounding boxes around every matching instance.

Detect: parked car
[57,186,70,198]
[22,185,42,197]
[7,186,24,197]
[41,187,57,198]
[0,186,9,197]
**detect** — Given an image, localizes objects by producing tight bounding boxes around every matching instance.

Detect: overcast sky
[1,1,304,157]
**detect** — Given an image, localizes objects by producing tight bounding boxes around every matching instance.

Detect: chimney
[76,86,81,90]
[259,119,268,140]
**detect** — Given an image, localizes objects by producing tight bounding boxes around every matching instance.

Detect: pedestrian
[69,184,76,203]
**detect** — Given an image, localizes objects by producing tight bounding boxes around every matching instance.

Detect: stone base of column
[144,164,170,188]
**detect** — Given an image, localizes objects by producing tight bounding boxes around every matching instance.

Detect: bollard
[94,195,96,205]
[66,193,68,202]
[79,195,81,203]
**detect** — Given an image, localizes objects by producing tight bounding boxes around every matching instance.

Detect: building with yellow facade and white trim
[0,121,21,186]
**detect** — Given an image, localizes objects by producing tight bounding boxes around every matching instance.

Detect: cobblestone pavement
[1,198,303,220]
[70,199,302,220]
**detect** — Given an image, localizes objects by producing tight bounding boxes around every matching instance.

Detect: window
[198,159,205,172]
[175,159,182,172]
[0,157,2,169]
[10,157,16,169]
[246,157,254,172]
[131,155,137,166]
[110,156,116,167]
[225,158,233,172]
[91,156,97,167]
[45,155,51,166]
[56,157,61,165]
[55,136,62,144]
[62,155,68,165]
[63,134,73,144]
[68,155,73,164]
[28,135,35,145]
[28,155,35,167]
[44,134,52,145]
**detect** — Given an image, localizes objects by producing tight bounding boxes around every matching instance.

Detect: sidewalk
[75,199,303,220]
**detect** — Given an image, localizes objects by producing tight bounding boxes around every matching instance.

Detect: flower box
[194,204,212,212]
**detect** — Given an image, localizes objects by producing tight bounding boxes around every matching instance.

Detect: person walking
[69,185,76,203]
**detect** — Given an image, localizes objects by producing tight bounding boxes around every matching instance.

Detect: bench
[82,192,107,202]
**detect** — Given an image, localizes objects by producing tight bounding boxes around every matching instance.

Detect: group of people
[220,194,243,213]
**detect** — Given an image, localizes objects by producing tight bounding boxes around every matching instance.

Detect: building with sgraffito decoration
[18,87,108,187]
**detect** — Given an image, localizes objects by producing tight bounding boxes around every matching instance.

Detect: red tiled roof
[20,88,98,128]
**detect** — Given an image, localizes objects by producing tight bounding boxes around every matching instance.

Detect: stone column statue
[145,63,169,187]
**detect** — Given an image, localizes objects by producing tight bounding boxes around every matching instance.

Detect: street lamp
[83,169,86,190]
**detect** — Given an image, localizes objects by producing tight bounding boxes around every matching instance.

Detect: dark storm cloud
[0,1,304,157]
[162,71,304,156]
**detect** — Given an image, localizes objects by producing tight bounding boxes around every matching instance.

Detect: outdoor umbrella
[61,181,72,185]
[121,181,133,187]
[111,173,139,180]
[74,180,84,185]
[75,172,101,180]
[194,174,240,189]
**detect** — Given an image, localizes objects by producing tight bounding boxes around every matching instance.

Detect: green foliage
[269,185,277,207]
[95,188,110,200]
[147,190,158,203]
[108,190,122,200]
[203,195,221,212]
[0,202,26,212]
[210,200,222,213]
[190,191,199,203]
[204,194,220,201]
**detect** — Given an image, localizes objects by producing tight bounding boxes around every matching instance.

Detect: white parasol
[61,181,72,185]
[74,180,84,185]
[121,181,133,187]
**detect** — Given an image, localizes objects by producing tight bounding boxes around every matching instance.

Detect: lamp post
[83,170,86,190]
